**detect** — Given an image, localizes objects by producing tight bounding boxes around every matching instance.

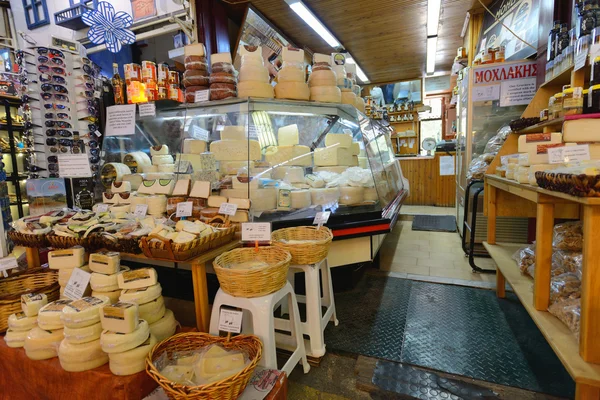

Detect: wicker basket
[46,233,89,249]
[271,226,333,265]
[535,171,600,197]
[7,230,50,248]
[140,224,236,261]
[146,332,262,400]
[0,268,59,332]
[214,247,291,298]
[88,232,143,254]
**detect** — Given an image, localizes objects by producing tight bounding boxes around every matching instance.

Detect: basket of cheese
[214,247,291,298]
[140,220,236,261]
[271,226,333,265]
[146,332,262,399]
[8,210,73,248]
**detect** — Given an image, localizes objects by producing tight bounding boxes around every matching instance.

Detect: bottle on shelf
[112,63,125,105]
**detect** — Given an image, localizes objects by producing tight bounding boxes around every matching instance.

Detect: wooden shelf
[515,117,564,134]
[483,242,600,387]
[541,65,575,88]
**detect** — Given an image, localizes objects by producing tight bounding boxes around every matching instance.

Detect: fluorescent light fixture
[427,0,442,36]
[427,36,437,74]
[285,0,340,47]
[345,57,369,83]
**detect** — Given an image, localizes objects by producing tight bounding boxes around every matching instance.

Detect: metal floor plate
[412,215,457,232]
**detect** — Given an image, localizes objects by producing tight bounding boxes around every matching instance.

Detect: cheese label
[123,286,148,294]
[50,250,76,257]
[277,190,292,208]
[103,302,134,320]
[22,293,43,304]
[41,299,73,313]
[15,312,27,320]
[67,297,104,312]
[537,143,565,154]
[122,269,151,283]
[526,133,551,143]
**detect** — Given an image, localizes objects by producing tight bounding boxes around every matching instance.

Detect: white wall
[9,0,183,49]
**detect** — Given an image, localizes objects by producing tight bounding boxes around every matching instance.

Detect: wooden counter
[398,152,456,207]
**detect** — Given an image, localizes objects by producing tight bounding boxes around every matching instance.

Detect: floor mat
[412,215,457,232]
[325,275,575,398]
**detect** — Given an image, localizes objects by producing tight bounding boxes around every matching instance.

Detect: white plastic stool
[277,258,339,358]
[209,282,310,376]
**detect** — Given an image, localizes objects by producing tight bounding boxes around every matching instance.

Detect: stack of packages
[149,144,175,174]
[209,53,237,101]
[58,296,110,371]
[48,246,89,298]
[341,64,357,105]
[237,45,274,99]
[513,132,563,184]
[183,43,210,104]
[3,293,47,348]
[117,268,178,343]
[89,252,129,303]
[308,53,341,103]
[275,47,310,101]
[23,293,71,360]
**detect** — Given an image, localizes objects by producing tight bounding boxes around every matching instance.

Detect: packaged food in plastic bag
[467,155,490,181]
[552,221,583,251]
[193,344,249,386]
[483,125,511,154]
[550,273,581,304]
[512,244,535,274]
[548,298,581,338]
[552,250,582,279]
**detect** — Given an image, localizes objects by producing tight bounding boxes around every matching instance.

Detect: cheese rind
[92,289,121,304]
[90,266,130,292]
[308,70,338,87]
[8,312,38,331]
[207,195,227,208]
[119,283,163,304]
[61,296,110,329]
[59,338,108,372]
[38,299,73,330]
[139,297,166,324]
[117,268,158,290]
[314,147,353,166]
[291,189,311,209]
[325,133,353,148]
[237,81,274,98]
[63,321,103,344]
[101,319,150,353]
[108,334,157,376]
[149,309,177,342]
[49,246,86,269]
[210,140,261,161]
[89,252,121,274]
[24,327,64,360]
[100,302,139,334]
[183,139,207,154]
[21,293,48,317]
[4,329,29,348]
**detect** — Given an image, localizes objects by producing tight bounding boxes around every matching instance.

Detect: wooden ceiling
[222,0,487,84]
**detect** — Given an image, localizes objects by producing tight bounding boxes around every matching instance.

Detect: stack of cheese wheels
[150,144,174,172]
[237,45,274,99]
[183,43,210,103]
[89,252,128,304]
[99,301,157,376]
[308,53,341,103]
[275,47,310,101]
[117,268,178,343]
[48,246,88,298]
[58,295,110,371]
[209,52,237,101]
[339,63,357,106]
[4,293,47,349]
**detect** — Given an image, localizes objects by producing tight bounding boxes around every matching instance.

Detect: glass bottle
[558,23,571,55]
[583,0,596,37]
[548,20,561,61]
[111,63,125,105]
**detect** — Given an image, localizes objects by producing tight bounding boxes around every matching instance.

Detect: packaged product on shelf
[21,293,48,317]
[209,52,237,101]
[548,298,581,337]
[552,221,583,251]
[552,250,583,279]
[511,243,535,275]
[550,273,581,304]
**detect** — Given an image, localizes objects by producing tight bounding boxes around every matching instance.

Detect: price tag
[218,309,243,333]
[138,102,156,118]
[176,201,193,218]
[63,268,92,300]
[134,204,148,217]
[96,203,109,212]
[192,125,210,141]
[94,90,101,98]
[241,222,271,242]
[313,211,331,227]
[194,90,210,103]
[0,256,18,277]
[94,130,102,137]
[575,47,589,71]
[218,202,238,216]
[548,144,591,164]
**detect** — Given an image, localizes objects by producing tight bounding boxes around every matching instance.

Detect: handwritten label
[313,211,331,226]
[192,125,209,141]
[106,104,136,136]
[176,201,193,217]
[134,204,148,217]
[548,144,591,164]
[499,78,536,107]
[241,222,271,241]
[138,102,156,118]
[57,153,92,178]
[63,268,91,300]
[218,203,238,216]
[96,203,109,212]
[472,85,500,102]
[194,90,210,103]
[218,309,243,333]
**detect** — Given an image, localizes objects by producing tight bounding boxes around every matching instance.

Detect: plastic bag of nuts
[548,298,581,338]
[512,243,535,274]
[552,221,583,252]
[549,273,581,304]
[552,250,582,279]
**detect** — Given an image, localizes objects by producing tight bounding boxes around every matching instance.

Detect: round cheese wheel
[64,321,103,344]
[60,355,109,372]
[123,152,151,172]
[308,69,337,87]
[101,319,150,353]
[120,283,162,304]
[238,65,269,83]
[38,299,73,330]
[24,327,64,360]
[59,337,106,364]
[310,86,341,103]
[152,155,174,166]
[146,195,167,215]
[90,266,130,291]
[8,312,37,331]
[108,334,157,376]
[237,81,274,99]
[310,187,340,206]
[277,66,305,83]
[61,296,110,329]
[341,91,356,105]
[92,289,121,304]
[4,328,29,348]
[354,96,366,112]
[149,309,178,342]
[339,186,365,205]
[275,81,310,101]
[139,296,166,324]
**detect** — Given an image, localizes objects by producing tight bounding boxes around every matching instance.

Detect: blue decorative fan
[82,1,136,53]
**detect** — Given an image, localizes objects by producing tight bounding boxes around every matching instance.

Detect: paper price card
[63,268,92,300]
[313,211,331,226]
[548,144,591,164]
[218,309,243,333]
[96,203,109,212]
[219,203,238,216]
[192,125,210,141]
[176,201,193,218]
[0,256,18,277]
[106,104,136,136]
[138,102,156,118]
[134,204,148,217]
[57,153,93,178]
[195,90,210,103]
[241,222,271,242]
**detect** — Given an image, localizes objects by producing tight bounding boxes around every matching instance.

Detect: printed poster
[131,0,156,22]
[26,178,67,216]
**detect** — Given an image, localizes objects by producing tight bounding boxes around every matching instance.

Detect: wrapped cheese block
[209,52,237,101]
[237,45,274,99]
[275,47,309,101]
[309,53,341,103]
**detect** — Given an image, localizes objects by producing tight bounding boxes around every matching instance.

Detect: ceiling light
[345,56,370,83]
[427,0,442,36]
[427,36,437,74]
[285,0,340,48]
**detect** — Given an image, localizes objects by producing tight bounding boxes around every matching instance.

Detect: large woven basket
[146,332,262,400]
[88,232,143,254]
[7,230,50,248]
[0,268,59,332]
[46,233,90,249]
[214,246,291,298]
[271,226,333,265]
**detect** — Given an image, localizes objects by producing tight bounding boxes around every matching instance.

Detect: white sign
[241,222,271,242]
[138,102,156,118]
[134,204,148,217]
[176,201,193,218]
[548,144,591,164]
[472,85,500,102]
[96,203,109,212]
[499,78,537,107]
[439,156,455,176]
[575,47,589,72]
[218,309,243,333]
[0,256,18,274]
[195,90,210,103]
[425,75,451,92]
[106,104,136,136]
[313,211,331,226]
[57,154,92,178]
[63,268,92,300]
[219,203,238,216]
[192,125,210,141]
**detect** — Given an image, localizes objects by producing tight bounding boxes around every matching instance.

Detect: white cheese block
[219,161,254,175]
[265,145,311,166]
[325,133,353,148]
[207,195,227,208]
[314,53,331,65]
[227,197,251,210]
[21,293,48,317]
[211,52,232,65]
[341,91,356,104]
[108,334,157,376]
[221,126,246,141]
[58,265,91,287]
[152,155,174,166]
[102,193,118,204]
[275,81,310,100]
[147,195,168,215]
[210,140,261,161]
[516,173,529,184]
[310,86,342,103]
[282,166,305,183]
[238,81,274,98]
[291,189,311,209]
[8,312,37,331]
[90,266,130,291]
[124,152,152,173]
[4,328,29,348]
[250,188,277,212]
[111,181,131,193]
[282,47,304,63]
[350,142,361,156]
[139,296,166,324]
[278,124,299,146]
[364,187,378,202]
[38,299,73,330]
[339,186,365,205]
[220,188,249,199]
[358,156,368,169]
[185,43,206,57]
[277,66,305,82]
[150,145,169,156]
[100,302,139,334]
[24,327,64,360]
[310,187,340,205]
[350,155,359,166]
[101,319,150,353]
[158,164,176,173]
[89,252,121,274]
[314,147,353,166]
[61,296,110,329]
[144,165,158,173]
[122,174,143,190]
[49,246,86,269]
[517,133,562,153]
[183,139,207,154]
[518,151,550,166]
[172,179,191,196]
[230,210,249,223]
[190,181,211,198]
[64,321,103,344]
[232,176,259,191]
[58,338,108,372]
[308,70,337,87]
[92,289,121,304]
[149,309,177,342]
[305,174,325,188]
[118,268,158,290]
[119,283,162,304]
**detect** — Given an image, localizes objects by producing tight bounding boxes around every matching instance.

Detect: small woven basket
[7,230,50,248]
[213,247,291,298]
[146,332,262,400]
[271,226,333,265]
[0,268,59,332]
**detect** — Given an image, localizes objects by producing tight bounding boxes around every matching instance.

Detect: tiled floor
[401,205,456,216]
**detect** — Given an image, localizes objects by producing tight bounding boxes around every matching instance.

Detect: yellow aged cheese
[117,268,158,290]
[119,283,163,304]
[275,81,310,101]
[149,309,177,342]
[278,124,299,146]
[61,296,110,329]
[108,334,157,376]
[339,186,365,205]
[237,81,274,99]
[308,69,337,87]
[314,147,353,166]
[210,140,261,161]
[290,189,311,209]
[63,321,103,344]
[100,301,140,334]
[139,296,166,324]
[24,327,64,360]
[310,86,341,103]
[310,187,340,205]
[101,319,150,353]
[264,145,311,167]
[21,293,48,317]
[38,299,73,330]
[58,338,108,372]
[92,289,121,304]
[4,328,30,348]
[8,312,38,331]
[90,266,130,292]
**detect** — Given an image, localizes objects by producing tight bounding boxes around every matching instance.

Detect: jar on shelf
[552,92,565,119]
[582,0,596,37]
[592,56,600,85]
[548,95,556,120]
[563,87,584,115]
[583,88,591,113]
[540,108,549,121]
[481,48,493,64]
[124,63,141,85]
[590,84,600,113]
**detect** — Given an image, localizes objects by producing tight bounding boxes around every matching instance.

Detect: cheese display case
[99,98,406,236]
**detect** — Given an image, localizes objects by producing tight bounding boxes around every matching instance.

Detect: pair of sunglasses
[48,155,58,163]
[46,129,71,137]
[87,140,98,149]
[78,74,94,84]
[38,65,65,75]
[41,83,68,93]
[41,93,68,102]
[43,103,69,110]
[40,74,66,84]
[38,56,64,66]
[49,146,70,153]
[77,90,94,99]
[44,112,69,120]
[37,48,64,58]
[48,163,59,173]
[45,120,72,128]
[46,138,72,146]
